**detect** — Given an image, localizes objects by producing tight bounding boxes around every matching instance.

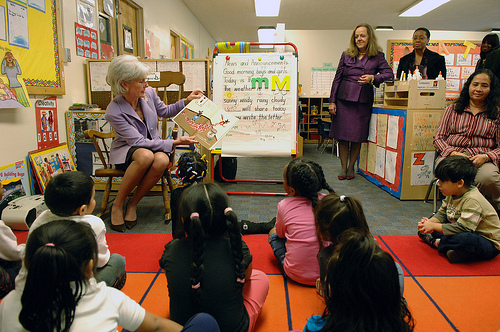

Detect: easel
[211,42,299,196]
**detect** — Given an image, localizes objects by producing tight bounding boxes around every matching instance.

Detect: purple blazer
[105,86,185,165]
[329,52,394,105]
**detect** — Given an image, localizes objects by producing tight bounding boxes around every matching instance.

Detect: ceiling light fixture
[399,0,451,17]
[255,0,281,17]
[258,26,275,48]
[491,28,500,33]
[376,26,394,31]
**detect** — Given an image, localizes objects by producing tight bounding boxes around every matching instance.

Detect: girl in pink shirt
[268,158,334,285]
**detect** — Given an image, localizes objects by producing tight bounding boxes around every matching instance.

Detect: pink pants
[242,269,269,332]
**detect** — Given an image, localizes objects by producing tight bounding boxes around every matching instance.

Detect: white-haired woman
[105,55,203,232]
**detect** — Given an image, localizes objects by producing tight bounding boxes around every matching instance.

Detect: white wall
[286,30,489,96]
[0,0,215,167]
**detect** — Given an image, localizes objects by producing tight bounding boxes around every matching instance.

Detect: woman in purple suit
[329,24,394,180]
[105,55,203,232]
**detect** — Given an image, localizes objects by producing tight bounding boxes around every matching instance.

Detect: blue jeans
[96,253,127,287]
[432,231,500,261]
[181,313,220,332]
[268,233,287,275]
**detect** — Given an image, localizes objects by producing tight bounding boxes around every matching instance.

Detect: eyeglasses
[130,78,149,86]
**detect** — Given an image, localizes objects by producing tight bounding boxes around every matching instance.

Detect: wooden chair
[84,129,174,222]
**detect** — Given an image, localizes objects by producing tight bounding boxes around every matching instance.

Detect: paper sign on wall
[411,152,435,186]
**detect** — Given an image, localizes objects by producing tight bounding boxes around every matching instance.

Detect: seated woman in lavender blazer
[105,55,203,232]
[329,23,394,180]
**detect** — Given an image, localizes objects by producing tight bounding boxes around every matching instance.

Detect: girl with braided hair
[170,151,208,238]
[160,183,269,332]
[268,158,334,285]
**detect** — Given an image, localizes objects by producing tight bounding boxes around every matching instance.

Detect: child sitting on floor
[170,151,208,238]
[303,230,414,332]
[0,220,220,332]
[0,182,22,299]
[15,171,127,290]
[160,183,269,332]
[268,158,334,286]
[314,193,404,296]
[418,155,500,263]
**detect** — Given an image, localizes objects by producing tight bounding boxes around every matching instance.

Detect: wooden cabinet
[299,96,331,142]
[384,80,446,109]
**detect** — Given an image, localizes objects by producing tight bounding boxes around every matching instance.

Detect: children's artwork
[75,22,98,59]
[173,96,239,150]
[28,143,76,192]
[35,96,59,149]
[0,51,31,107]
[0,160,30,215]
[411,152,435,186]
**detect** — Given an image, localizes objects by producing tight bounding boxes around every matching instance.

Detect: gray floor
[95,143,432,235]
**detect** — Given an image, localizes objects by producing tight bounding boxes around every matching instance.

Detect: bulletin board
[86,58,211,110]
[388,40,481,101]
[212,52,298,157]
[358,107,445,200]
[358,108,406,198]
[0,0,65,95]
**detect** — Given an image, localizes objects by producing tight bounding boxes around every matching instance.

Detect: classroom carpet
[13,231,497,332]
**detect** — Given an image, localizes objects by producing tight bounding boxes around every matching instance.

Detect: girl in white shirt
[0,219,219,332]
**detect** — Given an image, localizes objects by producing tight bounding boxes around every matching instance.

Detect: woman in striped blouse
[434,69,500,210]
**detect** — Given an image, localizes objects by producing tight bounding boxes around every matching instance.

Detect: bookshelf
[299,96,331,143]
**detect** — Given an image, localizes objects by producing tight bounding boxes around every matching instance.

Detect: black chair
[317,116,337,157]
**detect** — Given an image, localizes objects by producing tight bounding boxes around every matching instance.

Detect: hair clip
[45,243,55,247]
[224,207,233,215]
[191,282,201,289]
[187,167,193,172]
[236,277,245,284]
[201,154,206,161]
[192,171,198,175]
[190,174,195,179]
[190,212,200,220]
[339,195,346,202]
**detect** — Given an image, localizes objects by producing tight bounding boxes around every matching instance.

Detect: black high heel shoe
[110,205,126,232]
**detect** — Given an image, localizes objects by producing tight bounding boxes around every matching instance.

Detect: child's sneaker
[446,249,475,263]
[417,231,437,248]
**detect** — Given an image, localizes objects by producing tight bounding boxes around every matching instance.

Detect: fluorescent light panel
[255,0,281,17]
[376,26,394,31]
[399,0,451,17]
[258,26,275,48]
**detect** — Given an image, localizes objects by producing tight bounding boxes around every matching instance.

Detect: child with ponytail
[0,220,220,332]
[268,158,335,285]
[160,183,269,332]
[314,193,404,297]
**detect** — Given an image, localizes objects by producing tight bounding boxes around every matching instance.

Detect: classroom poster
[35,96,59,149]
[411,112,443,151]
[213,52,298,157]
[173,96,239,150]
[75,22,98,59]
[410,151,435,186]
[389,40,481,101]
[0,160,31,211]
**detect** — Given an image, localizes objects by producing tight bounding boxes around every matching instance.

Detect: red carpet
[12,232,500,331]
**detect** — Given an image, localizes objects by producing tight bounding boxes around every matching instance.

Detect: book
[172,96,238,150]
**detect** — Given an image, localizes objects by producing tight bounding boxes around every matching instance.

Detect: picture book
[28,143,76,192]
[172,96,238,150]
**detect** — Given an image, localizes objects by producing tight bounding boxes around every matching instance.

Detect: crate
[384,80,445,109]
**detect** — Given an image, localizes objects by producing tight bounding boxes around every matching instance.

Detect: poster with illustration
[35,96,59,149]
[0,51,31,107]
[75,22,98,59]
[28,143,76,192]
[173,96,239,150]
[0,160,31,215]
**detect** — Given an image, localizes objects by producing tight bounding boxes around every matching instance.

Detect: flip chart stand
[212,42,299,196]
